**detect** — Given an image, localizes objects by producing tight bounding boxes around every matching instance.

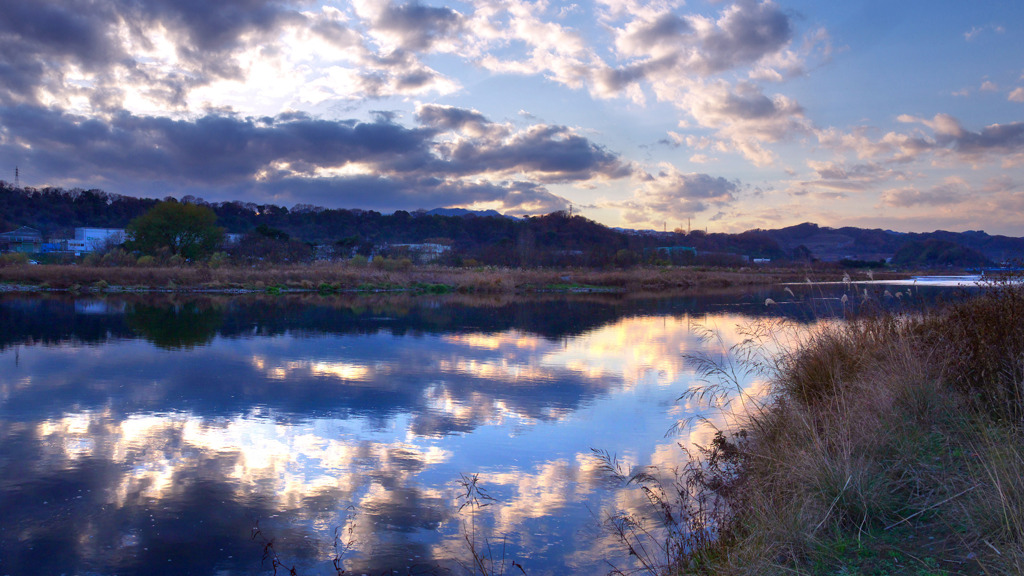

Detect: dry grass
[623,279,1024,575]
[0,262,812,293]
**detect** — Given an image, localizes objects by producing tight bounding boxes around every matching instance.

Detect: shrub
[208,251,229,269]
[0,252,30,266]
[101,248,136,267]
[919,277,1024,419]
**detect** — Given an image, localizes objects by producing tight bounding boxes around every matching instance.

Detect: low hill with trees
[2,181,1022,268]
[891,238,993,268]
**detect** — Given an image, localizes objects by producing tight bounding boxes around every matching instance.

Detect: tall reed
[607,278,1024,575]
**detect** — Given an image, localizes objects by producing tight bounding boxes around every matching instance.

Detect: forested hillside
[2,182,1022,267]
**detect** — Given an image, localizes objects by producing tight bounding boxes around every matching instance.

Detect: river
[0,281,970,575]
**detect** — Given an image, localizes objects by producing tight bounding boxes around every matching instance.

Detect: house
[0,226,43,253]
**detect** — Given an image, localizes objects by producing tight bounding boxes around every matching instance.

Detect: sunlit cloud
[0,0,1021,232]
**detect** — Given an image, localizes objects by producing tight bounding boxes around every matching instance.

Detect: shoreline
[0,263,909,295]
[658,281,1024,575]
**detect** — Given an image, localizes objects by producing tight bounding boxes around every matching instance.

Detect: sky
[1,0,1023,235]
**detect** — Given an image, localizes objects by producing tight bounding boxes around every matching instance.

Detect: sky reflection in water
[0,288,943,575]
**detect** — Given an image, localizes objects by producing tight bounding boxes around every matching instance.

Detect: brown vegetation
[610,278,1024,575]
[0,262,842,294]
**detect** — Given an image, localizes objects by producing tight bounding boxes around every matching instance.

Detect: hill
[762,222,1024,265]
[2,182,1022,267]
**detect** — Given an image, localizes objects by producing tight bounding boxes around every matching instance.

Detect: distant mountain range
[424,207,507,218]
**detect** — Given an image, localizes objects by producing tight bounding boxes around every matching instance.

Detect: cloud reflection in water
[0,295,800,575]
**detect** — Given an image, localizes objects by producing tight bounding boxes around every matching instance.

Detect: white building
[69,228,126,254]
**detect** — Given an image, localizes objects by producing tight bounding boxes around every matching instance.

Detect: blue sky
[1,0,1022,234]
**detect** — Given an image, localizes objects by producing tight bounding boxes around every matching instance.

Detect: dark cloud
[1,103,621,212]
[700,0,792,73]
[351,50,451,99]
[444,125,632,182]
[894,115,1024,161]
[374,0,465,51]
[719,85,797,119]
[124,0,298,53]
[0,106,436,183]
[416,104,490,132]
[0,0,304,107]
[620,13,692,48]
[594,56,677,93]
[0,0,121,103]
[260,176,567,214]
[952,122,1024,154]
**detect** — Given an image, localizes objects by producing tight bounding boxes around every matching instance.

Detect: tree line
[11,181,1009,268]
[1,182,800,267]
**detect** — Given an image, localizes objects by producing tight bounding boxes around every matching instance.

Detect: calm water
[0,284,963,575]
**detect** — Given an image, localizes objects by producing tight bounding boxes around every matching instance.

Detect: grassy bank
[648,280,1024,575]
[0,262,862,294]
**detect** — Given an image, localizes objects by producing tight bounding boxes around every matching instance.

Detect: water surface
[0,285,957,575]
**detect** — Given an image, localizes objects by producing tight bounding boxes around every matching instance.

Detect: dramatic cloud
[1,102,628,213]
[0,0,306,108]
[0,1,1021,232]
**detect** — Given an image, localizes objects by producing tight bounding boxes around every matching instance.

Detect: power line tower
[14,166,19,188]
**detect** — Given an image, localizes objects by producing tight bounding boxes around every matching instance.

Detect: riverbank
[667,279,1024,575]
[0,263,896,294]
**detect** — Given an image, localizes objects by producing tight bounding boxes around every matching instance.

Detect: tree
[127,201,224,260]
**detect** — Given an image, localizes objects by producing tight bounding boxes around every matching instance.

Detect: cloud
[820,114,1024,168]
[371,0,465,51]
[615,12,693,58]
[964,24,1005,41]
[251,175,569,214]
[617,165,738,224]
[1,103,627,213]
[0,0,473,114]
[1009,88,1024,103]
[680,81,811,165]
[697,0,793,74]
[878,183,965,208]
[899,114,1024,158]
[350,0,467,58]
[415,103,496,137]
[609,0,793,72]
[802,160,901,192]
[438,124,632,182]
[0,0,308,109]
